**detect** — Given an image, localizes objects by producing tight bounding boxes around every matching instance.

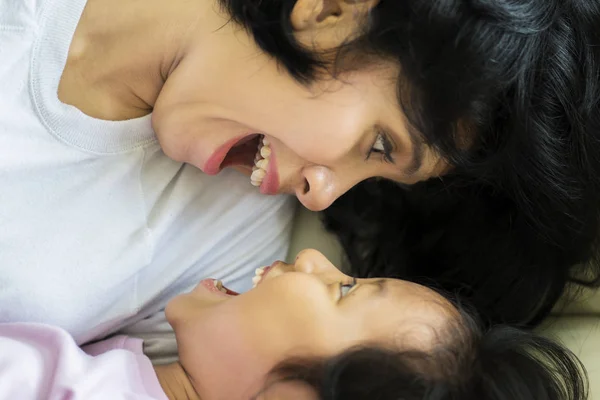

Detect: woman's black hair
[321,177,600,327]
[260,309,588,400]
[220,0,600,326]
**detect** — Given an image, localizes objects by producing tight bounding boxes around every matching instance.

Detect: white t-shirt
[0,0,295,344]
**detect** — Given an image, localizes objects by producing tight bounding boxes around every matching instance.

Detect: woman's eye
[372,134,386,152]
[366,132,394,163]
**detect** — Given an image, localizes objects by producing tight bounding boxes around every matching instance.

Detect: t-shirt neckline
[31,0,157,154]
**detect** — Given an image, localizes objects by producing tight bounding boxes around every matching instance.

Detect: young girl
[0,251,587,399]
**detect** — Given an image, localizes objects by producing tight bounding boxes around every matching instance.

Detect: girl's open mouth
[200,279,240,297]
[200,266,272,297]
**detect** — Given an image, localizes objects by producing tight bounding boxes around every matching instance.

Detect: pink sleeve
[0,323,168,400]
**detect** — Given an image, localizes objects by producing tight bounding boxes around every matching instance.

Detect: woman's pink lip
[204,135,254,175]
[260,143,279,195]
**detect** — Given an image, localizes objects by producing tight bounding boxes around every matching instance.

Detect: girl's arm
[0,323,167,400]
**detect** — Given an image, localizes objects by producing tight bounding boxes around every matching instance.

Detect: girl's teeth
[214,279,228,294]
[252,267,267,288]
[262,137,270,146]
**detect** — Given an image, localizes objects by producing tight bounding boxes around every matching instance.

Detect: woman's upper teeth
[251,136,271,187]
[255,159,268,169]
[259,146,271,158]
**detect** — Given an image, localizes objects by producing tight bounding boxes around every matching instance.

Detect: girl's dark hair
[220,0,600,326]
[261,311,588,400]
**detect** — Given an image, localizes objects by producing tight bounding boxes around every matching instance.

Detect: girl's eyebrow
[373,279,388,296]
[357,278,388,296]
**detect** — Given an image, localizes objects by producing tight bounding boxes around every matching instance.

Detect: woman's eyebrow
[402,125,424,175]
[386,123,424,176]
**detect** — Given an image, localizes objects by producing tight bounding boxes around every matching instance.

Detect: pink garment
[0,323,168,400]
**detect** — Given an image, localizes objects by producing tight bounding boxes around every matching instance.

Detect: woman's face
[165,249,456,399]
[151,0,446,212]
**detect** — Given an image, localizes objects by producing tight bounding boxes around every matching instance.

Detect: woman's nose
[295,165,348,211]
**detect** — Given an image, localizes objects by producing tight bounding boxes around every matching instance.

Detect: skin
[155,249,456,399]
[58,0,447,212]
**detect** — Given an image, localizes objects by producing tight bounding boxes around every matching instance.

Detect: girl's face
[165,249,456,399]
[151,0,446,212]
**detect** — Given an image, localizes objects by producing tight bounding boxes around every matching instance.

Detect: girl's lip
[198,279,229,296]
[259,141,279,195]
[197,279,239,297]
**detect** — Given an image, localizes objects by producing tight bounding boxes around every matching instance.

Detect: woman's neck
[154,362,202,400]
[58,0,225,120]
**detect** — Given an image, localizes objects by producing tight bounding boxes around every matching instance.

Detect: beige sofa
[287,205,600,399]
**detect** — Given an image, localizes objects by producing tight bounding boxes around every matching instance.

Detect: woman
[0,250,587,399]
[2,0,600,335]
[1,0,447,341]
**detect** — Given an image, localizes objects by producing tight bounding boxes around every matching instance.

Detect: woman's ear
[290,0,379,44]
[290,0,341,31]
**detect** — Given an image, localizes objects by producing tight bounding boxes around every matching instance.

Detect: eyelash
[366,130,394,163]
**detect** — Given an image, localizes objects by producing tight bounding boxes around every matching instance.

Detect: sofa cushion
[538,316,600,398]
[554,286,600,316]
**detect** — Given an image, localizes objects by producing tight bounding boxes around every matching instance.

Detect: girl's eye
[340,279,357,298]
[366,132,394,163]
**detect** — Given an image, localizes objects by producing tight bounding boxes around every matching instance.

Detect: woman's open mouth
[221,134,262,170]
[204,134,275,190]
[204,134,260,174]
